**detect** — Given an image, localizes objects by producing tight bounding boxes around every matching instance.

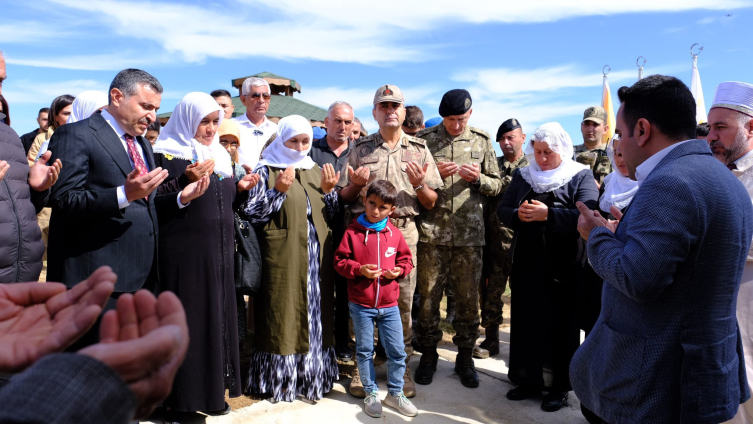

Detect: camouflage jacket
[574,143,612,185]
[336,131,442,217]
[486,154,529,249]
[416,124,502,247]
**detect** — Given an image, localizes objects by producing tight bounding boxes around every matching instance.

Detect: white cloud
[2,79,109,105]
[10,0,747,68]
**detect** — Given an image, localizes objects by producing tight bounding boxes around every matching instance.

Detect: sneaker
[384,392,418,417]
[363,392,382,418]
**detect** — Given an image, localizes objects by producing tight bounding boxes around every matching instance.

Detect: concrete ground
[144,327,588,424]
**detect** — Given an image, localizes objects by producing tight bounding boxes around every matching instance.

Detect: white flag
[690,56,707,124]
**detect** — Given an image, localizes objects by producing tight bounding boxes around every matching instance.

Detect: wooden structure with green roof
[158,72,327,127]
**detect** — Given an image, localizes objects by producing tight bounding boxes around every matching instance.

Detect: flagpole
[690,43,707,124]
[636,56,646,80]
[601,65,616,146]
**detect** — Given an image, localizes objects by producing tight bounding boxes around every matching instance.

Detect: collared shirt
[101,109,186,209]
[309,137,351,172]
[232,114,277,169]
[733,149,753,175]
[634,140,692,182]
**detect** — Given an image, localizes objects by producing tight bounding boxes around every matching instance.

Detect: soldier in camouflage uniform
[574,106,612,187]
[338,84,443,398]
[474,118,529,360]
[413,89,503,389]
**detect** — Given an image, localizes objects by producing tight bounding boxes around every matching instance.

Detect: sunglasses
[248,93,271,100]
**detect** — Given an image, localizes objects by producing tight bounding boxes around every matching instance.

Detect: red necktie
[125,134,149,200]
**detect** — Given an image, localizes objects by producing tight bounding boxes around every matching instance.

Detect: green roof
[157,94,326,122]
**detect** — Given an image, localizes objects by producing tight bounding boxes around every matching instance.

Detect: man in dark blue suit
[47,69,173,345]
[572,75,753,424]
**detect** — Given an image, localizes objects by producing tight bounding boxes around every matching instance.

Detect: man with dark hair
[145,120,160,145]
[573,75,752,424]
[20,108,49,154]
[48,68,172,346]
[696,122,710,140]
[211,89,235,120]
[351,117,363,141]
[402,106,425,136]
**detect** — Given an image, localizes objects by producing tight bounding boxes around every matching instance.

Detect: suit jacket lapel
[89,113,133,177]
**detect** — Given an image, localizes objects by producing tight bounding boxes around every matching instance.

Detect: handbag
[234,213,262,295]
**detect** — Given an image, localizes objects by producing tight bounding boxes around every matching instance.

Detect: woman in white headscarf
[498,122,599,413]
[242,115,341,403]
[152,92,260,419]
[66,90,108,124]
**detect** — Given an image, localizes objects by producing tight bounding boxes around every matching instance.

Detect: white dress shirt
[100,109,186,209]
[232,114,277,169]
[634,140,692,182]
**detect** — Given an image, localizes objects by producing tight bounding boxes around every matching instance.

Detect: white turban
[711,81,753,117]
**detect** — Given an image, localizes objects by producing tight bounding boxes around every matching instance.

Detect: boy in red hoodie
[334,180,417,418]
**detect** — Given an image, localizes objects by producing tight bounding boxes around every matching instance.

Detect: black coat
[47,113,173,292]
[0,122,46,283]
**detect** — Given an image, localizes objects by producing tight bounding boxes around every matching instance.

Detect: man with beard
[707,81,753,424]
[575,107,612,188]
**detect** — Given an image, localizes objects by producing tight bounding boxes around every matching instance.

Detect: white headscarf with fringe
[519,122,589,193]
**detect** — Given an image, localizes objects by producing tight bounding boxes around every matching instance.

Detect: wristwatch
[413,184,425,191]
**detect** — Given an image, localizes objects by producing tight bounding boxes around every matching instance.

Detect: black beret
[438,89,472,117]
[496,118,522,141]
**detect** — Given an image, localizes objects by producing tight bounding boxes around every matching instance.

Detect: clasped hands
[437,161,480,183]
[576,201,623,241]
[518,200,548,222]
[0,266,189,420]
[360,264,402,280]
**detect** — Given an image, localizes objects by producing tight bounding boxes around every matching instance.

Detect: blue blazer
[570,139,753,424]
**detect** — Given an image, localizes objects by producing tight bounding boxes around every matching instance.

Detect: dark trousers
[334,273,350,345]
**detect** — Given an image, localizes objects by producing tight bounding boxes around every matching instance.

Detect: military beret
[496,118,522,141]
[438,89,472,117]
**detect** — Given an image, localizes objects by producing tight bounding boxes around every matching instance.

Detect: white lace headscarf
[599,137,641,213]
[257,115,316,170]
[519,122,589,193]
[67,90,108,124]
[153,92,233,178]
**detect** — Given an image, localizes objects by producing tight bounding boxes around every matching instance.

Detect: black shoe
[411,337,424,354]
[541,391,568,412]
[478,325,500,356]
[506,386,540,401]
[454,348,479,388]
[415,346,439,385]
[336,341,352,361]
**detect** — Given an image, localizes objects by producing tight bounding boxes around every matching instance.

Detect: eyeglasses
[249,93,271,100]
[220,140,239,147]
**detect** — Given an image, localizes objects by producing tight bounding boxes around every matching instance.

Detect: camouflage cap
[373,84,405,105]
[582,106,606,124]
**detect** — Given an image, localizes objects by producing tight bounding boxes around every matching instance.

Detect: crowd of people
[1,46,753,424]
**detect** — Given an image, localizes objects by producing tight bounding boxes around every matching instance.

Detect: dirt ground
[226,293,512,410]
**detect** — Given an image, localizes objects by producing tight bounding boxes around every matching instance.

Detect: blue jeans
[349,302,406,396]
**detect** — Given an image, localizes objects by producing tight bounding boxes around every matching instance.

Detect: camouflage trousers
[394,218,418,356]
[480,237,511,328]
[416,243,482,349]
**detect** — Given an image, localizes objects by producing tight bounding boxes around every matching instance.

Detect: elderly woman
[243,115,340,403]
[498,122,599,412]
[152,92,260,418]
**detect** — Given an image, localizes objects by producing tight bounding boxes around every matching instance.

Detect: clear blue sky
[3,0,753,153]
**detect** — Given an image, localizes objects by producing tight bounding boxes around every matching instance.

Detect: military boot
[454,347,479,388]
[474,325,500,359]
[445,296,456,324]
[403,358,416,398]
[349,366,366,398]
[415,346,439,385]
